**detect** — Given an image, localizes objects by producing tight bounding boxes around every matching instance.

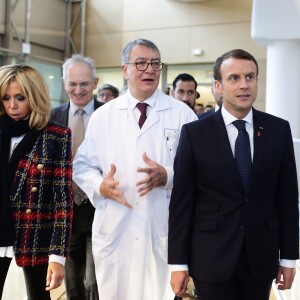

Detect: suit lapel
[9,129,41,183]
[211,110,244,187]
[249,109,267,188]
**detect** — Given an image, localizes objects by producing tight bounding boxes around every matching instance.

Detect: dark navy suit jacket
[168,108,299,282]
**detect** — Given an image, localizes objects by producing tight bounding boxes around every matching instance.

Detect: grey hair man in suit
[51,54,102,300]
[168,49,299,300]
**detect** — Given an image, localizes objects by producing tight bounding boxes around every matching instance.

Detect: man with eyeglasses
[73,38,197,300]
[97,84,119,103]
[51,54,102,300]
[171,73,200,111]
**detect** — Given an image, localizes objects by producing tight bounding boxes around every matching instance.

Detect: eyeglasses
[67,81,93,89]
[126,61,164,71]
[99,93,114,99]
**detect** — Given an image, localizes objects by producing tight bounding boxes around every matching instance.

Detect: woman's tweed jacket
[10,122,73,267]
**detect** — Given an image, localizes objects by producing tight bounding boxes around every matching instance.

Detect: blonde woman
[0,64,73,300]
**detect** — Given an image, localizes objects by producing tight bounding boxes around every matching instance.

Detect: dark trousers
[65,201,99,300]
[0,257,50,300]
[0,257,12,297]
[193,246,273,300]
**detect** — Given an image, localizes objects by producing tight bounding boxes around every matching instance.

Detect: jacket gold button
[31,187,38,193]
[25,209,32,214]
[37,164,44,170]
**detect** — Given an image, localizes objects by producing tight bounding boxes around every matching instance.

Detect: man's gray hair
[121,39,161,64]
[62,54,97,80]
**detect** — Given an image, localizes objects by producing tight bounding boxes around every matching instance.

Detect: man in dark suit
[51,54,102,300]
[168,49,299,300]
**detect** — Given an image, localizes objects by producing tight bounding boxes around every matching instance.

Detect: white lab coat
[73,89,198,300]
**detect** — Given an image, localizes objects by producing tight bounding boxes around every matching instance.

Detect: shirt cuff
[279,259,296,268]
[164,165,174,189]
[170,264,189,272]
[49,254,66,266]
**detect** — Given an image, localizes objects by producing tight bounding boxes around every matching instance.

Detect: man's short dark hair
[172,73,197,91]
[98,84,119,98]
[213,49,259,82]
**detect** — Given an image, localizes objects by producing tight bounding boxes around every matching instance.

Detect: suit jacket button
[240,222,245,229]
[245,197,249,203]
[26,209,32,214]
[37,164,44,170]
[31,187,38,193]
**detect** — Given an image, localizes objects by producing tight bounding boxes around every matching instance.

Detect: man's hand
[276,265,296,290]
[136,153,167,196]
[171,270,190,298]
[45,262,65,291]
[100,164,131,208]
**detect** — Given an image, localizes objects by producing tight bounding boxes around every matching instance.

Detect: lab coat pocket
[164,128,179,161]
[93,199,130,240]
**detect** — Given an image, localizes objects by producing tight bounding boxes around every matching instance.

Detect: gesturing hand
[136,153,167,197]
[100,164,132,208]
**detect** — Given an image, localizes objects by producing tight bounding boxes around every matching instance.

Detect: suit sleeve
[168,124,197,264]
[278,121,299,259]
[50,126,73,257]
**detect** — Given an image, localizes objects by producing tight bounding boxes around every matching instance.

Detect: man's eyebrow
[134,57,160,61]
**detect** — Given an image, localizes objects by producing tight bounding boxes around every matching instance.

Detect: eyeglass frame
[125,61,164,71]
[98,92,115,99]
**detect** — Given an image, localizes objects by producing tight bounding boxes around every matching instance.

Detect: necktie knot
[232,120,246,131]
[136,102,148,128]
[76,108,85,116]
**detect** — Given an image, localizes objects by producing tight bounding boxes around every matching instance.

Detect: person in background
[51,54,102,300]
[204,104,213,112]
[171,73,199,110]
[73,38,197,300]
[193,101,204,115]
[198,78,223,120]
[97,84,119,103]
[168,49,299,300]
[0,64,73,300]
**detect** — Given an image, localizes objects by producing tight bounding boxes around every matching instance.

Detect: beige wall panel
[87,0,123,34]
[189,23,266,63]
[189,0,252,26]
[121,0,252,31]
[89,23,265,67]
[84,33,124,66]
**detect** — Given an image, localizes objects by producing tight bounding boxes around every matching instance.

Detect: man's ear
[121,64,129,80]
[215,80,223,94]
[170,89,175,98]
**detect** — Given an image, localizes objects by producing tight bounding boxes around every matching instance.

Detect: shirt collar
[221,106,253,126]
[127,89,158,110]
[69,98,94,116]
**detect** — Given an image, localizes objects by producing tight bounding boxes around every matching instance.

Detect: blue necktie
[232,120,252,189]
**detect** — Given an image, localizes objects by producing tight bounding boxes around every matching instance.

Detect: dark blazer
[168,108,299,283]
[197,108,215,119]
[10,123,73,267]
[50,99,102,126]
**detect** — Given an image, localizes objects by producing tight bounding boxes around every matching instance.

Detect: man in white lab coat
[73,38,197,300]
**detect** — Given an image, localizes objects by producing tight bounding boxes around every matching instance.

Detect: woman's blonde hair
[0,64,50,130]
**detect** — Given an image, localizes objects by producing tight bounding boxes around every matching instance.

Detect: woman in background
[0,64,73,300]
